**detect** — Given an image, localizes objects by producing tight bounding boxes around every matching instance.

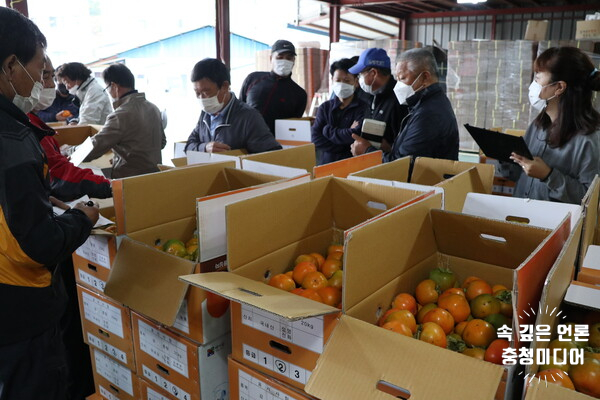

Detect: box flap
[434,166,489,212]
[579,175,599,269]
[241,159,309,178]
[112,161,235,234]
[347,176,446,208]
[186,151,241,168]
[313,151,382,178]
[431,209,552,268]
[564,281,600,310]
[197,174,311,262]
[305,315,503,400]
[462,192,582,232]
[527,216,583,376]
[275,119,311,143]
[412,157,494,190]
[179,272,338,320]
[343,195,443,311]
[240,144,316,173]
[104,237,193,326]
[348,156,411,182]
[223,167,289,190]
[172,157,187,167]
[525,374,592,400]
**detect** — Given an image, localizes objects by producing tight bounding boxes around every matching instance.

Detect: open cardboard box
[180,177,436,389]
[312,151,382,179]
[304,195,570,400]
[105,162,310,344]
[348,156,495,212]
[90,347,140,400]
[52,124,103,146]
[578,176,599,272]
[131,312,230,400]
[240,144,316,176]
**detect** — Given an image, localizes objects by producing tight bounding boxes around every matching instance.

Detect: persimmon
[419,322,447,348]
[384,309,417,333]
[415,279,439,305]
[416,303,437,324]
[470,294,501,319]
[439,287,466,301]
[317,286,341,307]
[454,321,468,336]
[465,279,493,301]
[461,276,482,289]
[321,259,342,279]
[300,288,323,303]
[328,270,343,289]
[309,252,325,269]
[327,244,343,255]
[268,273,296,291]
[422,308,455,334]
[206,292,229,318]
[535,369,575,390]
[292,261,317,285]
[462,319,497,348]
[295,254,317,266]
[301,271,328,290]
[382,321,413,337]
[392,293,417,315]
[462,347,486,360]
[438,293,470,323]
[327,252,343,262]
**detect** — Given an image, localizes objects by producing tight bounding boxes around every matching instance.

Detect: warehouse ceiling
[317,0,599,17]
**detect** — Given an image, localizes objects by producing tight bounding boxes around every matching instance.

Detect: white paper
[69,136,95,167]
[186,150,241,168]
[241,159,308,178]
[53,195,113,228]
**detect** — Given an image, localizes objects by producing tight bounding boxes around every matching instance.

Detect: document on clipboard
[361,119,386,149]
[464,124,533,163]
[69,136,95,167]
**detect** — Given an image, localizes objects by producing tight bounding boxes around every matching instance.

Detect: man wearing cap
[351,48,459,163]
[348,48,408,153]
[240,40,307,135]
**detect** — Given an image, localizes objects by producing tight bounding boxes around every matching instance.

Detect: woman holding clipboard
[503,47,600,204]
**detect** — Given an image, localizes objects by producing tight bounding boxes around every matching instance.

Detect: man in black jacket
[240,40,307,135]
[0,8,98,400]
[352,48,459,163]
[348,48,408,152]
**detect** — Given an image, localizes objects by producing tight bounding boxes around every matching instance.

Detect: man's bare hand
[205,141,231,153]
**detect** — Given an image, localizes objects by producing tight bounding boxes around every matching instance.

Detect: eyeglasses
[103,84,111,92]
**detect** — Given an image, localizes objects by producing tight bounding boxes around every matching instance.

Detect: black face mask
[57,83,69,96]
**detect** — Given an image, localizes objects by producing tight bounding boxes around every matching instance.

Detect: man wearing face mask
[185,58,282,154]
[240,40,307,135]
[0,8,99,400]
[346,48,407,153]
[311,58,366,165]
[57,62,112,126]
[37,79,79,123]
[351,48,459,163]
[83,63,166,179]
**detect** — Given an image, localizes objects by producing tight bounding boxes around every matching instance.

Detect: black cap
[271,40,296,56]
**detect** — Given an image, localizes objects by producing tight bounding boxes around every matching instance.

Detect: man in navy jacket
[352,48,459,162]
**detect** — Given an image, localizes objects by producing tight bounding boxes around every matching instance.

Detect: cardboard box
[77,284,135,370]
[241,144,316,176]
[138,377,179,400]
[106,162,309,344]
[578,176,599,272]
[576,20,600,40]
[578,244,600,284]
[304,195,570,400]
[275,119,312,147]
[229,357,317,400]
[349,156,495,212]
[524,20,549,41]
[53,124,102,146]
[312,151,383,179]
[131,313,230,400]
[73,206,118,294]
[181,177,436,389]
[90,347,140,400]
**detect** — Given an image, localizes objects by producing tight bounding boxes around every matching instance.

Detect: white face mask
[198,93,224,115]
[273,59,294,76]
[528,80,558,112]
[393,72,424,105]
[35,87,56,111]
[332,82,355,100]
[359,73,375,95]
[68,85,79,95]
[3,60,42,114]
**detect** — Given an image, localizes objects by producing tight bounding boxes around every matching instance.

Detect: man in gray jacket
[184,58,282,154]
[84,64,166,178]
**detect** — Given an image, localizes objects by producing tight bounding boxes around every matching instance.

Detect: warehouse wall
[407,9,599,47]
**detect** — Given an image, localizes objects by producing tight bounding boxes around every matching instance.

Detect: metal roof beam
[353,9,400,26]
[342,18,395,36]
[306,23,370,40]
[410,3,599,18]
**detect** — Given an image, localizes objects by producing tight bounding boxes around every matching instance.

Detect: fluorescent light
[457,0,486,3]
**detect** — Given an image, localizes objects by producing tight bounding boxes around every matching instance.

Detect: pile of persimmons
[267,245,344,308]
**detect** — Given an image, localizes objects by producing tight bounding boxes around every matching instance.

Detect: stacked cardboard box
[448,40,537,151]
[329,39,422,66]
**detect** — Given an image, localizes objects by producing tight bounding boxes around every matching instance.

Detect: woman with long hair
[508,47,600,204]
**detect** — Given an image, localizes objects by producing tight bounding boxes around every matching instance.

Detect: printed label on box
[142,365,191,400]
[241,304,324,353]
[138,320,189,378]
[146,386,171,400]
[78,269,106,292]
[94,350,134,396]
[239,369,301,400]
[82,291,124,338]
[172,299,189,334]
[242,344,312,385]
[99,384,121,400]
[87,332,128,364]
[76,235,111,269]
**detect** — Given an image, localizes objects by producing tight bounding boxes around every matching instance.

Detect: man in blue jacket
[351,48,459,162]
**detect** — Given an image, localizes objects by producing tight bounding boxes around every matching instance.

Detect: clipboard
[465,124,533,162]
